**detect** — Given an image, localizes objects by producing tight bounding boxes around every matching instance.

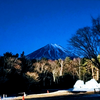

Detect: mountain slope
[26,44,75,60]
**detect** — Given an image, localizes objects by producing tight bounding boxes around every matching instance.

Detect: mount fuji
[26,44,76,60]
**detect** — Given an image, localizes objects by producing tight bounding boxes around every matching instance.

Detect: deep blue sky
[0,0,100,56]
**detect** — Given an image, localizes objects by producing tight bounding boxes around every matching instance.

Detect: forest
[0,51,99,96]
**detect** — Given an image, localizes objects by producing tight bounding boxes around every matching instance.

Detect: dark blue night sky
[0,0,100,56]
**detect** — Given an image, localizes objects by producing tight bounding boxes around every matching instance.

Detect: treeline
[0,52,100,95]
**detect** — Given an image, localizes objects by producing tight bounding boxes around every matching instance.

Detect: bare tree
[63,57,79,79]
[58,59,64,76]
[68,17,100,69]
[48,60,60,82]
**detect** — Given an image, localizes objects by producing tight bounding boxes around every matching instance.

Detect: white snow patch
[51,44,66,53]
[1,97,16,100]
[84,79,99,88]
[74,80,84,88]
[73,79,100,92]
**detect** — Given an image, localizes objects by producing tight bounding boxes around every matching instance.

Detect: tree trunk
[96,68,99,81]
[91,65,94,79]
[59,60,63,76]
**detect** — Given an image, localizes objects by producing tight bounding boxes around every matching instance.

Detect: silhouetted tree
[20,57,32,73]
[68,17,100,69]
[13,53,19,58]
[4,52,13,57]
[21,51,25,58]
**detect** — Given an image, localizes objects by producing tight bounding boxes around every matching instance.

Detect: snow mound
[73,79,100,92]
[84,79,99,88]
[74,80,84,88]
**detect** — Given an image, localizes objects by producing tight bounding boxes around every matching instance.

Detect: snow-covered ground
[70,79,100,92]
[2,79,100,99]
[1,97,16,100]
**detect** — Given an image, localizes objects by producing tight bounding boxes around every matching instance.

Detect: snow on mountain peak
[49,44,64,49]
[51,43,60,48]
[26,44,75,60]
[50,44,67,53]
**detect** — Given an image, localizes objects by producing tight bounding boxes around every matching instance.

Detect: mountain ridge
[26,44,75,60]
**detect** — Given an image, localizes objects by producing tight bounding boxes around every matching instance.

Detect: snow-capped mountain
[26,44,75,60]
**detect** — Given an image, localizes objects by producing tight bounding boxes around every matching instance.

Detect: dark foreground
[27,95,100,100]
[23,96,100,100]
[14,94,100,100]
